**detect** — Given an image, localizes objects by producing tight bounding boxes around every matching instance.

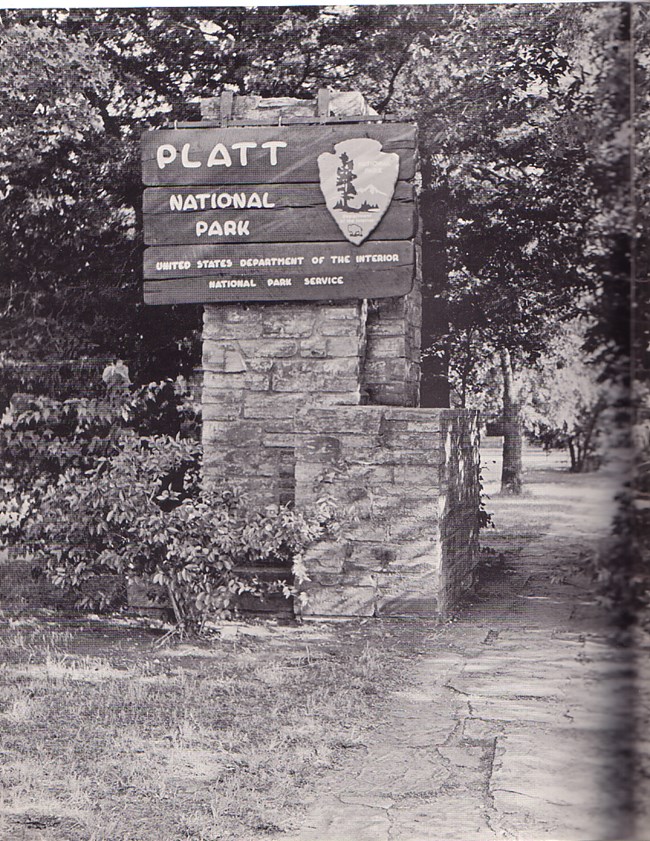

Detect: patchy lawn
[0,615,411,841]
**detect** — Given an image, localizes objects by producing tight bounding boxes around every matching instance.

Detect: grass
[0,615,409,841]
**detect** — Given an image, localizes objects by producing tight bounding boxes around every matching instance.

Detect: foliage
[23,435,336,630]
[1,392,120,491]
[0,7,631,502]
[0,365,201,545]
[0,6,630,401]
[122,377,201,439]
[408,5,629,362]
[0,363,335,629]
[520,322,627,472]
[391,5,629,485]
[449,319,627,474]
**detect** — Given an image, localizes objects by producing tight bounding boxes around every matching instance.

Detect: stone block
[294,460,330,486]
[296,406,384,435]
[237,339,299,358]
[302,541,351,575]
[241,356,275,374]
[368,447,441,467]
[298,337,328,358]
[327,335,363,357]
[263,431,296,448]
[319,304,363,320]
[382,432,440,453]
[320,320,363,337]
[364,382,412,406]
[203,369,270,392]
[224,349,247,373]
[203,310,265,339]
[392,465,439,487]
[273,357,359,381]
[297,583,376,618]
[203,420,264,449]
[385,517,441,544]
[339,520,389,542]
[319,391,360,406]
[363,358,408,381]
[223,306,264,324]
[202,343,226,370]
[364,320,407,338]
[261,311,316,338]
[374,570,440,618]
[365,337,407,358]
[298,335,362,359]
[336,464,395,489]
[300,434,344,462]
[242,391,303,420]
[340,542,437,575]
[202,392,244,421]
[272,369,360,395]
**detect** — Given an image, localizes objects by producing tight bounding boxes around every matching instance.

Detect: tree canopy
[0,5,631,407]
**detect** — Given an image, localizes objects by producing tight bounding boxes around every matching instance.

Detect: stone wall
[364,282,422,407]
[293,407,480,619]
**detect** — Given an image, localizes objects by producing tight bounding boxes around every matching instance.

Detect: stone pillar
[202,301,366,506]
[195,91,479,619]
[363,282,422,407]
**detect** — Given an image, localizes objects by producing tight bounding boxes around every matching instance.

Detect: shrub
[1,368,335,630]
[122,378,200,440]
[0,392,125,546]
[23,434,336,630]
[0,372,200,545]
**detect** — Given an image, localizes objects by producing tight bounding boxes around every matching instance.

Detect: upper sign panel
[141,124,417,186]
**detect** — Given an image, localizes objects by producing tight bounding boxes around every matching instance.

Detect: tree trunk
[500,348,523,494]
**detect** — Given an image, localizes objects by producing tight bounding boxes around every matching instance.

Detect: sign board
[141,122,417,304]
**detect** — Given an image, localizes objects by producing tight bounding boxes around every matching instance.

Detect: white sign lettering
[156,141,288,170]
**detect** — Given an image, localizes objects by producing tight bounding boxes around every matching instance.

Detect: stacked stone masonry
[202,301,366,506]
[293,407,480,619]
[199,91,480,619]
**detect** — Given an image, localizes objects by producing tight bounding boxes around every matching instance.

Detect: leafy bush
[122,378,200,440]
[1,367,335,629]
[23,434,336,630]
[1,393,123,495]
[0,371,200,544]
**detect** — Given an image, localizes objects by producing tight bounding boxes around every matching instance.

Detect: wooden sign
[143,241,414,304]
[141,122,417,304]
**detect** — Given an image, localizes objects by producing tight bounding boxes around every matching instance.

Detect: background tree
[383,4,630,491]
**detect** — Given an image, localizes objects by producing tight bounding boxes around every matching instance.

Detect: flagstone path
[281,447,641,841]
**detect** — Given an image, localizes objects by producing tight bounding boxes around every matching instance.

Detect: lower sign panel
[143,241,414,304]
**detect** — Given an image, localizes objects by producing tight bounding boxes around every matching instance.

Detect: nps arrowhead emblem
[317,138,400,245]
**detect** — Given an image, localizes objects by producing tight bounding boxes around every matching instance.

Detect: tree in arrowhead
[335,152,358,211]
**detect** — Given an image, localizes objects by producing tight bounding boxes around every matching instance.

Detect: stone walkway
[283,453,639,841]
